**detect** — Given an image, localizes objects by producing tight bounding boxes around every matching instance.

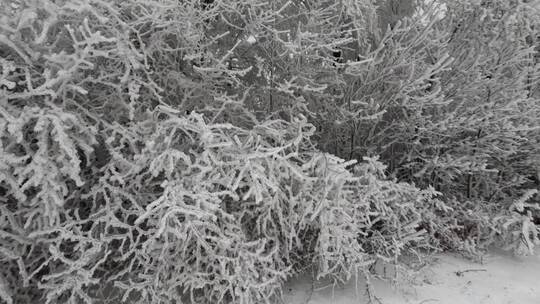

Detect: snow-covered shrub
[314,0,540,255]
[402,0,540,254]
[1,0,540,303]
[1,103,441,303]
[0,2,441,297]
[108,113,443,303]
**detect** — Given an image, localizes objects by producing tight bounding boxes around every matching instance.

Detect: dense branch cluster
[0,0,539,303]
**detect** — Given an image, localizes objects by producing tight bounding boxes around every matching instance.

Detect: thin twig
[455,269,487,277]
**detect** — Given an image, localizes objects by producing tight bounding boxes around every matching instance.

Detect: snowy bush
[310,0,540,255]
[1,0,540,303]
[0,105,442,303]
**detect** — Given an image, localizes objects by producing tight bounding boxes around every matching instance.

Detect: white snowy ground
[283,250,540,304]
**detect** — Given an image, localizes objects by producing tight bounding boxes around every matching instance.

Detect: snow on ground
[283,250,540,304]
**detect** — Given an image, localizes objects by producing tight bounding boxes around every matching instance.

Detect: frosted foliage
[311,0,540,256]
[0,106,440,303]
[111,113,440,303]
[0,0,539,303]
